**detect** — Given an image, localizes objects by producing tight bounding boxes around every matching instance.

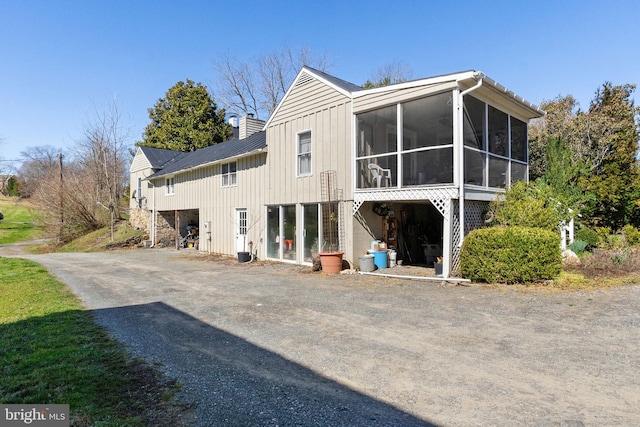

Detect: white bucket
[389,250,397,267]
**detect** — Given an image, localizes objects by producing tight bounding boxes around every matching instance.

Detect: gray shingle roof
[139,146,188,169]
[147,131,266,179]
[303,66,362,93]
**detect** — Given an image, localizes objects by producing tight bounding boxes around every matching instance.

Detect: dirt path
[4,246,639,426]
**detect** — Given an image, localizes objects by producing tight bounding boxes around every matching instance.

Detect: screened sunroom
[351,72,545,278]
[355,91,529,191]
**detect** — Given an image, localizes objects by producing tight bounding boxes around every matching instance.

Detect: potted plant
[237,239,252,263]
[319,208,343,274]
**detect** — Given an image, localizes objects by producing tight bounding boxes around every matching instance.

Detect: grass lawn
[0,257,187,426]
[55,222,145,253]
[0,197,42,245]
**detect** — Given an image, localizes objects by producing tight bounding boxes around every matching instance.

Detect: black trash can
[237,252,251,263]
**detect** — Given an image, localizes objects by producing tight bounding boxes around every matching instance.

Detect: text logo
[0,405,69,427]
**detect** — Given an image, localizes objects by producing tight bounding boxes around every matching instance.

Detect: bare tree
[213,45,333,119]
[30,98,131,241]
[31,162,102,241]
[17,145,60,197]
[73,97,131,218]
[363,60,415,88]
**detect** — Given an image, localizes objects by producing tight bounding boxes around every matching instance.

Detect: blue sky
[1,0,638,166]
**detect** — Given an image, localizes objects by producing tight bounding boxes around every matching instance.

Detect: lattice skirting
[451,200,490,273]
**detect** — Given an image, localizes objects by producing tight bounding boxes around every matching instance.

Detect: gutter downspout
[457,74,484,247]
[150,181,156,247]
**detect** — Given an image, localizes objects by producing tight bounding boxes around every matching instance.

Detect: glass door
[303,204,319,263]
[266,206,280,259]
[282,205,296,261]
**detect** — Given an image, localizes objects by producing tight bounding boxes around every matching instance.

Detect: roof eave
[352,70,479,98]
[145,147,268,180]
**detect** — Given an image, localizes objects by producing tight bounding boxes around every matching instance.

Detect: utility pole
[58,152,64,243]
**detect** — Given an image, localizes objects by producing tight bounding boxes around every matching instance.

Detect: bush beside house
[461,226,562,284]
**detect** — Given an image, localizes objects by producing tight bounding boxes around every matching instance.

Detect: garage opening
[155,209,200,249]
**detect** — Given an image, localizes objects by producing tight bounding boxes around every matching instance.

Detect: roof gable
[265,67,361,128]
[138,146,188,169]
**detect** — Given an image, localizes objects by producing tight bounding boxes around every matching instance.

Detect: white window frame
[221,161,237,187]
[137,177,143,207]
[297,130,312,177]
[165,177,175,195]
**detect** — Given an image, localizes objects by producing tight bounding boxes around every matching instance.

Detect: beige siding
[129,148,151,172]
[353,81,458,113]
[266,78,353,205]
[269,78,349,127]
[148,153,269,258]
[264,74,356,263]
[129,170,151,210]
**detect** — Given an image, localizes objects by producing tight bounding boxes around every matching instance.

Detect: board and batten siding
[266,72,355,262]
[148,152,268,257]
[267,76,353,204]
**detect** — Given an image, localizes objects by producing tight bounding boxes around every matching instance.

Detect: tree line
[528,82,640,230]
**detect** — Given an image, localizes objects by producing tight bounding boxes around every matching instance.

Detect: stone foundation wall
[156,211,176,247]
[129,209,199,248]
[129,208,151,233]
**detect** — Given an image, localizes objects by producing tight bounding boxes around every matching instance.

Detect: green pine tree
[137,80,231,151]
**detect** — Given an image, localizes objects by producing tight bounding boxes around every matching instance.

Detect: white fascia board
[477,75,546,118]
[143,147,268,181]
[352,70,480,98]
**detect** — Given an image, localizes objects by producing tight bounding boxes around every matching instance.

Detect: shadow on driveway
[92,301,439,427]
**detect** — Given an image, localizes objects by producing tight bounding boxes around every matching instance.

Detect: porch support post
[453,88,464,248]
[175,210,180,250]
[456,76,484,247]
[442,199,453,278]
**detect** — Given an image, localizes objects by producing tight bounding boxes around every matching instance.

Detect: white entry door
[235,208,248,252]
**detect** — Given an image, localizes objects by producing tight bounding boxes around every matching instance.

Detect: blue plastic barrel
[371,250,388,269]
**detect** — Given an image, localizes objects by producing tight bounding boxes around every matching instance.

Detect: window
[165,177,174,195]
[462,95,530,188]
[297,131,312,176]
[137,177,142,207]
[355,93,454,188]
[222,161,237,187]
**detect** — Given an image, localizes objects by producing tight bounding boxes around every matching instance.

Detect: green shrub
[490,181,570,232]
[605,233,626,250]
[622,225,640,246]
[568,239,588,255]
[595,227,612,246]
[460,226,562,284]
[575,227,599,249]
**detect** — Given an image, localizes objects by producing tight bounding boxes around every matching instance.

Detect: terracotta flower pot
[319,251,344,274]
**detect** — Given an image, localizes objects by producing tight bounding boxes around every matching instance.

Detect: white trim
[352,70,479,98]
[165,177,175,195]
[296,129,313,177]
[221,161,238,188]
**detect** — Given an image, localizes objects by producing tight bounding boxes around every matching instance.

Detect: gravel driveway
[8,248,640,426]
